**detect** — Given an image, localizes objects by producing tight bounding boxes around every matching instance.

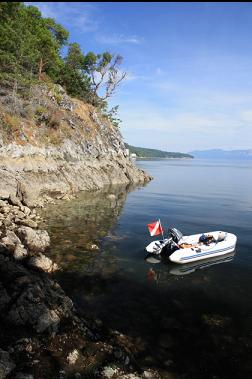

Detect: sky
[28,2,252,152]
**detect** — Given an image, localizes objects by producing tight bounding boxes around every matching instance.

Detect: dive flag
[147,220,164,237]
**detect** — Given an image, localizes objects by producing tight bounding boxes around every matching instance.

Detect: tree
[23,6,68,80]
[0,2,126,115]
[84,52,126,100]
[0,3,68,84]
[60,43,92,100]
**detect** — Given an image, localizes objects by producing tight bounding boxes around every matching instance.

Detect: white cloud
[155,67,165,76]
[96,34,142,45]
[240,110,252,123]
[71,12,98,33]
[28,2,99,33]
[123,72,138,82]
[121,109,232,132]
[119,101,252,150]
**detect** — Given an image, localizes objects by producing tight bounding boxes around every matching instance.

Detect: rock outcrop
[0,84,151,206]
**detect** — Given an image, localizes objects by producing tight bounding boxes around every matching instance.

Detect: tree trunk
[38,57,43,81]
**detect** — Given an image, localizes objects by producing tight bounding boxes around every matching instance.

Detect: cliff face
[0,84,151,206]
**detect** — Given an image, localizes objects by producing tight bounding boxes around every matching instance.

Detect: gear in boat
[145,228,237,264]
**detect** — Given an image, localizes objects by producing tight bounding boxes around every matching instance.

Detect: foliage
[59,43,93,102]
[0,2,126,126]
[0,3,68,86]
[106,105,122,128]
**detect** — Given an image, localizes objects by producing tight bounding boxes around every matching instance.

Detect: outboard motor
[169,228,183,244]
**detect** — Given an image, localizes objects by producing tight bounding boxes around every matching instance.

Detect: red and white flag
[147,220,164,237]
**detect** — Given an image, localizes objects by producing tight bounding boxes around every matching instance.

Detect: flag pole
[159,218,164,241]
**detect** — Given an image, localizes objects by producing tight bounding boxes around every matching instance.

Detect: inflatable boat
[145,228,237,264]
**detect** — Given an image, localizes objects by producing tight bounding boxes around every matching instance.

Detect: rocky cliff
[0,84,151,206]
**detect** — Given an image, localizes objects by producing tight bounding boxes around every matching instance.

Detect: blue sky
[28,2,252,152]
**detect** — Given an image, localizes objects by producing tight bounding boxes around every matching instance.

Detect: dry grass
[0,84,112,148]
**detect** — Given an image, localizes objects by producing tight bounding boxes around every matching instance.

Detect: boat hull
[169,231,237,264]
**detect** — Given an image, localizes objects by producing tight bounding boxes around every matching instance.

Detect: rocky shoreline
[0,84,151,207]
[0,194,160,379]
[0,83,157,378]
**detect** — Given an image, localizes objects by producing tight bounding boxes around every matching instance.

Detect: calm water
[41,159,252,379]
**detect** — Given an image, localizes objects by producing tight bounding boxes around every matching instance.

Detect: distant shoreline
[135,156,193,160]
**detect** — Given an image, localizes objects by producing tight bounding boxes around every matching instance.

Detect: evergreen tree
[0,2,126,115]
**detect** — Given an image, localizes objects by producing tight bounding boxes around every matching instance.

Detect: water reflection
[40,183,140,272]
[169,251,236,276]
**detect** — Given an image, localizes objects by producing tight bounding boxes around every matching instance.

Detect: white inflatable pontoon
[169,231,237,264]
[145,228,237,264]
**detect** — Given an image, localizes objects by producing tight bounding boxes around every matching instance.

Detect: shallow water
[42,159,252,379]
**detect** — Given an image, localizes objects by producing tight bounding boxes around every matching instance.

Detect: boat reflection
[169,251,236,276]
[145,254,162,264]
[145,251,236,278]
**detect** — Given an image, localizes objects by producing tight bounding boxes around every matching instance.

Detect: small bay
[41,158,252,378]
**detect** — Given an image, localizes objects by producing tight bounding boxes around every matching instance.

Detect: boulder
[0,200,7,208]
[13,244,28,261]
[22,206,31,216]
[13,209,26,219]
[36,309,60,333]
[7,279,73,333]
[66,349,79,365]
[28,253,58,273]
[1,231,21,252]
[0,349,15,378]
[16,227,50,253]
[15,374,34,379]
[0,283,11,311]
[8,194,23,209]
[15,219,38,229]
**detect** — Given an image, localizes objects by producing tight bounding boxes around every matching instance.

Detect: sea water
[42,159,252,378]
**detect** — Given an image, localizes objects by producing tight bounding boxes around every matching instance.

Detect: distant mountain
[125,144,193,159]
[190,149,252,160]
